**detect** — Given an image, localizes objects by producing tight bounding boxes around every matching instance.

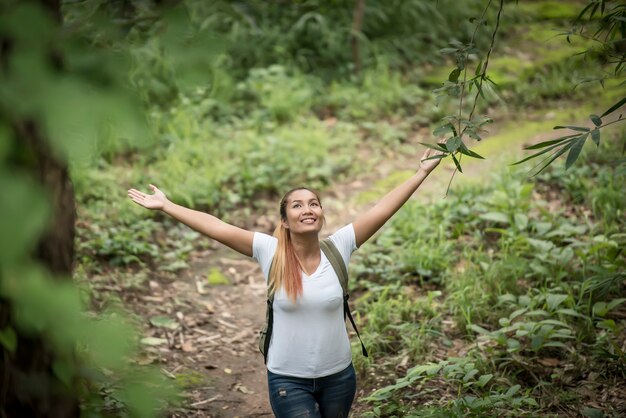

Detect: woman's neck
[289,232,320,260]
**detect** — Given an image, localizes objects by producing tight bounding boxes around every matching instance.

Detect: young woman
[127,147,443,417]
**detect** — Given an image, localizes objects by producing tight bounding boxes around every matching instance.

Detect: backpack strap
[320,239,368,357]
[260,261,275,364]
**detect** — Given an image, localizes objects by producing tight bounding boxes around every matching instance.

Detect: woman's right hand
[127,184,168,210]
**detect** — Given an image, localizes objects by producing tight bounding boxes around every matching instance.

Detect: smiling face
[280,188,324,235]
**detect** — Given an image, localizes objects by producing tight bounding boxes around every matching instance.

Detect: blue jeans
[267,363,357,418]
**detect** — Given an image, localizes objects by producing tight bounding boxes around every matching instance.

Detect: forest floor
[115,104,600,418]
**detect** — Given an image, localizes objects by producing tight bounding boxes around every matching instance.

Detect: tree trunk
[0,0,79,416]
[351,0,366,75]
[0,129,79,418]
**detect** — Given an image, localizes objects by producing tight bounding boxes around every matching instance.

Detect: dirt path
[137,106,615,417]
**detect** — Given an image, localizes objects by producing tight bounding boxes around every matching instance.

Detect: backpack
[258,238,368,364]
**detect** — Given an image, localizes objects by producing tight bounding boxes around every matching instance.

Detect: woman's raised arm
[352,147,443,247]
[127,184,254,257]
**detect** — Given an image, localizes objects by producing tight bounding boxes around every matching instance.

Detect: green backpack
[258,238,368,364]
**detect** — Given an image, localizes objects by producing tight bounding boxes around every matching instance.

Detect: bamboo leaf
[590,114,602,126]
[458,141,485,159]
[512,137,578,166]
[421,154,447,161]
[591,128,600,146]
[474,59,483,76]
[576,1,596,21]
[524,134,579,150]
[532,139,577,176]
[553,125,590,132]
[451,152,463,173]
[565,133,588,169]
[601,96,626,117]
[419,142,448,152]
[475,79,487,100]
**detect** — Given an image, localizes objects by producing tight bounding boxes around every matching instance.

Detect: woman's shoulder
[254,231,277,245]
[327,224,354,240]
[326,224,356,254]
[252,231,278,265]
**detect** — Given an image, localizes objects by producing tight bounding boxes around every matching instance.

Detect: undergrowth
[352,133,626,417]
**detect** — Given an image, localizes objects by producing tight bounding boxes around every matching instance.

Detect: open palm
[127,184,168,210]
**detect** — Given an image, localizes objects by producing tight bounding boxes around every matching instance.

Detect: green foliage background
[0,0,624,416]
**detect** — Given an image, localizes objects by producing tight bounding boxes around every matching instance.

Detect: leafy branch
[514,0,626,174]
[425,0,504,194]
[513,97,626,176]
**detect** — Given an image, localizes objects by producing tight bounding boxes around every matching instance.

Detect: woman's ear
[281,218,289,229]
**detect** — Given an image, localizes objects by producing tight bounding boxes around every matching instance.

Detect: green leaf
[512,137,578,166]
[532,138,578,176]
[576,1,596,21]
[440,47,459,54]
[468,324,491,335]
[601,96,626,117]
[432,124,454,137]
[449,67,462,83]
[474,60,483,76]
[527,238,554,252]
[462,369,479,382]
[543,341,568,348]
[451,152,463,173]
[546,294,569,311]
[514,213,528,230]
[421,154,447,162]
[52,360,75,387]
[445,136,462,153]
[0,327,17,354]
[458,141,485,159]
[590,114,602,127]
[592,302,608,317]
[477,374,492,387]
[565,133,588,169]
[553,125,590,132]
[419,142,448,152]
[596,319,616,332]
[505,384,521,398]
[509,308,527,320]
[591,128,600,146]
[540,319,569,327]
[556,308,586,318]
[0,173,50,267]
[607,298,626,311]
[480,212,509,224]
[523,134,579,150]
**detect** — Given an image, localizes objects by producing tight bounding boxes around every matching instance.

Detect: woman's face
[282,189,324,235]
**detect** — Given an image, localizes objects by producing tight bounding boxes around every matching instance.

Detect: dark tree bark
[0,1,79,417]
[351,0,366,75]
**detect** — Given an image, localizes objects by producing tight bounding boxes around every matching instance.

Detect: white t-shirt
[252,224,358,378]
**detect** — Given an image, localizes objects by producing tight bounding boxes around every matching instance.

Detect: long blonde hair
[269,187,324,302]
